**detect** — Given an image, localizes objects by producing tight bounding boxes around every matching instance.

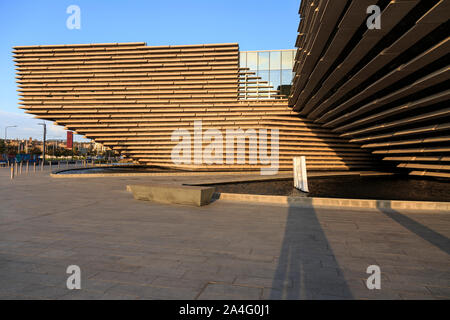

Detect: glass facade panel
[270,51,281,70]
[239,52,246,68]
[270,70,281,91]
[258,70,270,83]
[258,52,270,71]
[281,69,293,85]
[240,49,295,98]
[246,52,258,71]
[282,51,293,69]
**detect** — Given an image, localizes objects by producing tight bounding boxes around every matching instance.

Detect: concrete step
[127,183,216,206]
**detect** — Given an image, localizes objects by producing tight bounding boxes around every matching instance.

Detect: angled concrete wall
[13,42,381,173]
[289,0,450,178]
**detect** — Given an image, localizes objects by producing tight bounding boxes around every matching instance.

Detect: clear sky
[0,0,300,141]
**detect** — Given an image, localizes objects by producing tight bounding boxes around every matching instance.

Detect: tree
[6,145,17,155]
[0,139,5,154]
[30,147,42,155]
[72,147,80,156]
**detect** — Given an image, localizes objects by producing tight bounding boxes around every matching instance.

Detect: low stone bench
[127,184,216,206]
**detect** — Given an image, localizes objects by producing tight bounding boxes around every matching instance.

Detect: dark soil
[205,175,450,202]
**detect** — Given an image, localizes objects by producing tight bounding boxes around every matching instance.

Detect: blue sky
[0,0,300,141]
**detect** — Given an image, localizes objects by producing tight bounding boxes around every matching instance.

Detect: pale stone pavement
[0,166,449,299]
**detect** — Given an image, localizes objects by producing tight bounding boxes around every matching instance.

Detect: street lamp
[4,125,17,155]
[38,123,47,165]
[5,125,17,141]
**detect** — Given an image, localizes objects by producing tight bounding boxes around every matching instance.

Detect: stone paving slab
[0,168,449,299]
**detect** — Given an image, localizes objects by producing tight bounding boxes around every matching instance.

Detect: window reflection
[247,52,258,71]
[240,49,296,99]
[258,52,270,71]
[270,70,281,91]
[258,70,270,84]
[282,51,293,69]
[281,69,293,85]
[240,52,246,68]
[270,51,281,70]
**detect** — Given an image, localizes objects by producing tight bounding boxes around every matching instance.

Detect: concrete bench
[127,184,216,206]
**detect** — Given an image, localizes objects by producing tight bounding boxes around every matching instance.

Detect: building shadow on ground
[269,201,353,299]
[377,203,450,255]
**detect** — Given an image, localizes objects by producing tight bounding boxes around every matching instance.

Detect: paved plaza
[0,167,449,299]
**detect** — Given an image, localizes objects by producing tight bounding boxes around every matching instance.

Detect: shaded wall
[289,0,449,178]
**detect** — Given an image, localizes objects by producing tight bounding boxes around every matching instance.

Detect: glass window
[270,51,281,70]
[258,70,270,83]
[239,52,246,68]
[270,70,281,91]
[240,49,296,99]
[281,51,293,70]
[247,52,257,71]
[281,69,294,85]
[258,52,270,71]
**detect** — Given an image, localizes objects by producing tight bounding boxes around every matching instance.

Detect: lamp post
[4,125,17,156]
[38,123,47,165]
[5,125,17,142]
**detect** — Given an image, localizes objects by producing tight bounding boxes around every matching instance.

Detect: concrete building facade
[13,0,449,177]
[289,0,449,178]
[13,42,378,173]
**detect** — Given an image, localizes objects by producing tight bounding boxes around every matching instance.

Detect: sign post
[293,156,309,193]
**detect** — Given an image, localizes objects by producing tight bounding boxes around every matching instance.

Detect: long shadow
[270,202,353,299]
[377,204,450,255]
